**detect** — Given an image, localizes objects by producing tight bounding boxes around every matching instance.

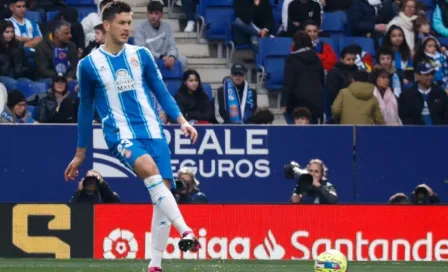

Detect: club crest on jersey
[115,69,135,93]
[130,57,139,67]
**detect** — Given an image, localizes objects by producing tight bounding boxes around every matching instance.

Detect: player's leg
[148,205,170,271]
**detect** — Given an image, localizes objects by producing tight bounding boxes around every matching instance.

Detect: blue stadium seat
[46,11,59,22]
[258,37,292,90]
[320,37,339,59]
[128,37,135,45]
[14,81,48,98]
[439,37,448,46]
[202,83,213,101]
[419,0,435,9]
[157,60,183,80]
[321,11,347,38]
[64,0,95,5]
[199,0,234,40]
[338,37,376,57]
[27,105,37,120]
[68,81,77,92]
[25,11,41,24]
[164,81,182,96]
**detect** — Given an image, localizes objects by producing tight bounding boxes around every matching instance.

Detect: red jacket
[316,42,337,71]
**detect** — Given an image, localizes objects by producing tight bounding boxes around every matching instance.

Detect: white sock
[145,175,192,235]
[149,205,170,269]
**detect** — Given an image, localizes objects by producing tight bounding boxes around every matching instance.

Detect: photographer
[411,184,440,205]
[69,170,120,203]
[286,159,338,204]
[174,167,208,204]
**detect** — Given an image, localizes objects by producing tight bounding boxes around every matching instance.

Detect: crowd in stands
[0,0,448,126]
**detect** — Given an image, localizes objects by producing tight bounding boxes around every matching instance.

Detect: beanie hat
[7,90,26,109]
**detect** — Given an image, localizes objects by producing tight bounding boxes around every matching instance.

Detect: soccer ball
[314,249,348,272]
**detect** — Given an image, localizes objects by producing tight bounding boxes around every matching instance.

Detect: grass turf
[0,259,447,272]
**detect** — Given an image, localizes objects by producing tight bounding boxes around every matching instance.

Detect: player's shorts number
[117,139,133,157]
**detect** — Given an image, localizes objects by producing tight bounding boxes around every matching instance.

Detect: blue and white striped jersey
[77,44,181,148]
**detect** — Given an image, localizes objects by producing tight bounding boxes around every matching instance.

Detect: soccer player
[63,2,200,271]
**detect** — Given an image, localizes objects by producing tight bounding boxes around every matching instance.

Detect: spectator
[251,108,275,124]
[232,0,275,47]
[214,63,258,124]
[414,36,448,90]
[82,24,105,58]
[28,0,66,13]
[0,0,11,20]
[388,192,411,204]
[433,0,448,38]
[291,159,338,204]
[134,1,187,70]
[303,20,337,71]
[414,16,431,50]
[332,71,385,124]
[36,73,78,123]
[370,67,402,125]
[281,31,324,124]
[326,46,358,107]
[410,184,440,204]
[70,170,120,203]
[377,46,402,97]
[35,20,78,82]
[174,69,214,124]
[383,25,414,84]
[174,167,208,204]
[347,0,396,38]
[0,20,31,90]
[292,106,311,124]
[399,61,448,125]
[280,0,323,34]
[0,90,35,123]
[286,0,321,37]
[8,0,42,50]
[386,0,418,52]
[81,0,112,47]
[182,0,197,32]
[46,7,85,51]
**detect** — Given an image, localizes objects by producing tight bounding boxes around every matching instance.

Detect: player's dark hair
[340,45,358,59]
[102,1,132,22]
[94,23,105,33]
[147,1,164,13]
[292,107,312,121]
[9,0,26,4]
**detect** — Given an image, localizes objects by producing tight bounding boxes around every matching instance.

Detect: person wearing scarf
[0,89,35,123]
[414,36,448,89]
[386,0,418,52]
[303,20,337,71]
[214,63,257,124]
[370,67,402,125]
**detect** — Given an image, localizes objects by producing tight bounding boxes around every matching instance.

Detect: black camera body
[284,161,313,195]
[82,176,100,196]
[175,178,187,191]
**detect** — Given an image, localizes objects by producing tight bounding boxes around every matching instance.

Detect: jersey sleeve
[77,58,95,148]
[138,47,182,121]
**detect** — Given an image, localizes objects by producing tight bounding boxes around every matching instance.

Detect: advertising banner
[0,204,94,259]
[93,205,448,261]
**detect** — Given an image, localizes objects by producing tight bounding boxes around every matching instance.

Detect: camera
[82,176,100,196]
[284,161,313,195]
[175,178,187,191]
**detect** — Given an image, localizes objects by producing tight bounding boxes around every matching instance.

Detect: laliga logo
[93,128,136,178]
[103,228,139,259]
[253,230,286,260]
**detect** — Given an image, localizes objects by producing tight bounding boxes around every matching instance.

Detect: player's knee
[134,155,159,179]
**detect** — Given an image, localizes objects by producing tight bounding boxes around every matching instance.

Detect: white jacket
[81,12,101,47]
[387,12,418,53]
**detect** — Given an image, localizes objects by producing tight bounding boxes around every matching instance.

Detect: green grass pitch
[0,259,447,272]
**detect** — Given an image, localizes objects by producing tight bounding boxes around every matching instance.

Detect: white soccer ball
[314,249,348,272]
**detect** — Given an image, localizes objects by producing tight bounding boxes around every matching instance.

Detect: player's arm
[64,59,94,181]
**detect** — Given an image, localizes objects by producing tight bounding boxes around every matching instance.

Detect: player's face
[3,27,14,43]
[105,12,132,45]
[305,25,319,41]
[185,74,199,92]
[308,163,323,181]
[10,1,26,18]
